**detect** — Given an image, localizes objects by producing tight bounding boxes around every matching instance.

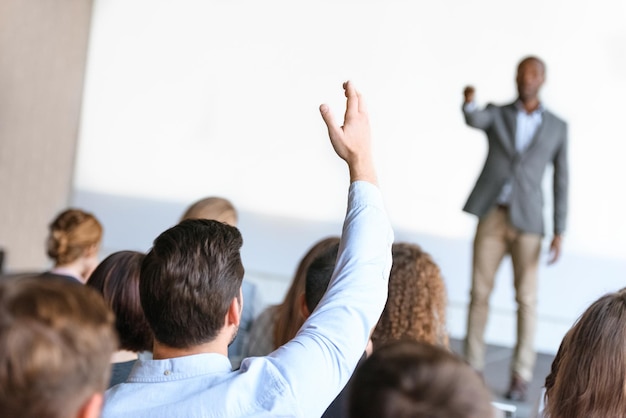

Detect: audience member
[371,242,448,350]
[539,287,626,418]
[311,242,448,417]
[0,276,117,418]
[180,196,238,226]
[43,208,103,283]
[101,81,393,417]
[349,340,494,418]
[248,240,448,417]
[244,236,340,357]
[302,240,354,418]
[86,251,153,387]
[303,240,340,316]
[179,195,260,368]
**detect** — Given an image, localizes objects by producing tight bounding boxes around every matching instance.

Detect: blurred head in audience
[87,251,152,354]
[349,340,493,418]
[180,196,237,226]
[140,219,244,351]
[274,236,341,348]
[46,208,103,282]
[303,241,340,316]
[371,242,448,350]
[544,287,626,418]
[0,277,116,418]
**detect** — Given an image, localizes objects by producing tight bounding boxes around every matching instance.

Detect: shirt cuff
[463,102,477,112]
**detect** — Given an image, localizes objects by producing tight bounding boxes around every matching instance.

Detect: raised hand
[319,81,376,185]
[463,86,475,103]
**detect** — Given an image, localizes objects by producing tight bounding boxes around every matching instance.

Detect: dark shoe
[504,374,528,402]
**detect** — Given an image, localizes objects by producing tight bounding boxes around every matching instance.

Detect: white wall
[74,0,626,354]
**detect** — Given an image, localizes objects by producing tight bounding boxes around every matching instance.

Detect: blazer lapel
[501,104,517,157]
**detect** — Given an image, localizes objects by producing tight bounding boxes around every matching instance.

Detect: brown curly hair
[46,209,103,266]
[371,242,448,350]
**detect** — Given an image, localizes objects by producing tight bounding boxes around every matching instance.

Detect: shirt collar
[128,353,233,382]
[515,99,544,115]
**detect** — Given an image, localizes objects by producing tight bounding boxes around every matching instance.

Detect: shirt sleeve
[463,101,477,112]
[462,102,495,130]
[266,180,394,418]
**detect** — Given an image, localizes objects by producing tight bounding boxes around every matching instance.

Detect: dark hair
[518,55,546,74]
[371,242,448,349]
[86,251,153,352]
[46,208,103,265]
[349,340,493,418]
[140,219,244,348]
[0,276,116,418]
[273,236,340,348]
[305,242,340,313]
[544,287,626,418]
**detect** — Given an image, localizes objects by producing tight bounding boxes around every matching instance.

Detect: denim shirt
[102,181,393,418]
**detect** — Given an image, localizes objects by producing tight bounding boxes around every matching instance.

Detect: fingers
[321,80,364,136]
[357,90,367,114]
[463,86,475,102]
[547,235,563,265]
[319,104,341,139]
[547,244,560,265]
[321,81,376,184]
[344,80,359,116]
[547,252,559,265]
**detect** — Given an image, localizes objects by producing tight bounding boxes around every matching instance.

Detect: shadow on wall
[72,189,626,355]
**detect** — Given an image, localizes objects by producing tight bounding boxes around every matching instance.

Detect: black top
[322,352,367,418]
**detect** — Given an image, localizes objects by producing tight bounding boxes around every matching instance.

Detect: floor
[449,338,554,418]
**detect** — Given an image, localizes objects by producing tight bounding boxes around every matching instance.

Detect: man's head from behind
[140,219,244,349]
[0,277,116,418]
[349,340,494,418]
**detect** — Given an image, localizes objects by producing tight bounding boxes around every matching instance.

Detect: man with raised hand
[102,81,393,418]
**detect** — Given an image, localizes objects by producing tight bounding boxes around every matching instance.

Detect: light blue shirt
[102,181,394,418]
[514,101,543,153]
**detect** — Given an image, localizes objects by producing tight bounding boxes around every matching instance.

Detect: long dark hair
[87,251,152,352]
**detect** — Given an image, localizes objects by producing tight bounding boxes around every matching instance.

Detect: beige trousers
[464,206,542,382]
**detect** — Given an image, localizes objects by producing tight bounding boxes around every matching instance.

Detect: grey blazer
[462,102,568,236]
